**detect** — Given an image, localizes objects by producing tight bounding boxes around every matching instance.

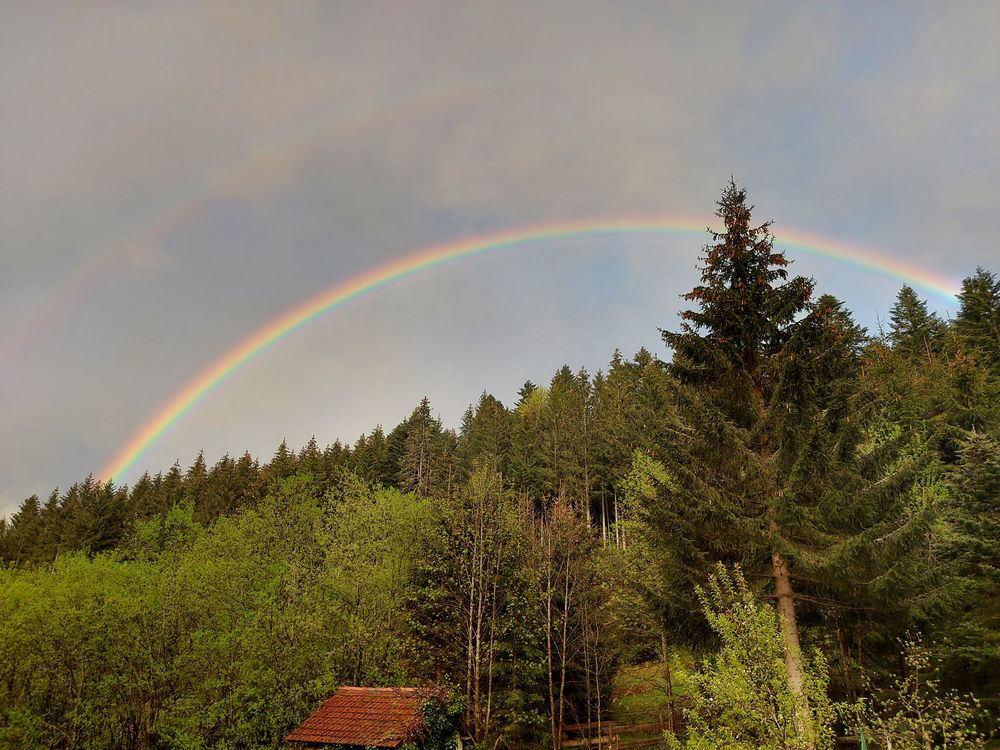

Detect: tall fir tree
[655,181,930,742]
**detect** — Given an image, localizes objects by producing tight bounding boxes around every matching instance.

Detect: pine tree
[4,494,41,563]
[197,456,234,521]
[156,461,186,516]
[384,419,411,488]
[458,392,512,478]
[35,489,63,561]
[541,367,594,520]
[297,436,325,484]
[127,472,155,522]
[185,451,209,512]
[265,439,298,485]
[322,439,351,480]
[939,431,1000,706]
[655,181,929,742]
[888,285,944,360]
[399,397,446,497]
[366,425,394,487]
[592,349,673,544]
[510,382,547,498]
[955,267,1000,366]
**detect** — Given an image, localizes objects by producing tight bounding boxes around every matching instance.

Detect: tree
[510,382,548,498]
[324,479,433,686]
[658,179,814,710]
[532,497,604,749]
[591,349,674,545]
[406,466,545,746]
[889,286,944,361]
[955,267,1000,367]
[655,181,930,744]
[458,392,512,479]
[264,438,298,485]
[399,398,450,497]
[2,494,41,563]
[935,431,1000,708]
[536,367,595,522]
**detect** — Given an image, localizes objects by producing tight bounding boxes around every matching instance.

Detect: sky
[2,1,999,516]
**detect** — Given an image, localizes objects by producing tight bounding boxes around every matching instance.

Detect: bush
[668,564,833,750]
[842,636,986,750]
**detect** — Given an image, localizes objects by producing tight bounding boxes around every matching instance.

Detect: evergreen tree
[541,367,594,519]
[955,267,1000,366]
[938,431,1000,707]
[889,285,944,360]
[3,494,41,563]
[322,439,351,480]
[128,472,157,522]
[592,349,673,543]
[384,419,411,488]
[197,455,235,521]
[34,489,63,562]
[350,432,372,479]
[157,461,186,517]
[655,181,929,741]
[458,392,512,478]
[366,425,395,487]
[510,382,547,498]
[185,451,209,510]
[297,436,326,486]
[400,397,447,497]
[265,439,298,485]
[198,453,262,521]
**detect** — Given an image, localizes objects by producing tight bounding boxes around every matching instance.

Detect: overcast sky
[2,2,999,515]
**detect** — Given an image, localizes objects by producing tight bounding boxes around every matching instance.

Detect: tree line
[2,181,999,749]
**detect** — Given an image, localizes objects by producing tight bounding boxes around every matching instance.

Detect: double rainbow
[100,217,960,483]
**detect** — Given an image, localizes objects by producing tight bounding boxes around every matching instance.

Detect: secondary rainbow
[100,217,961,482]
[0,80,486,369]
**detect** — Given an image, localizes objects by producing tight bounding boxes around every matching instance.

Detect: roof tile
[287,687,430,747]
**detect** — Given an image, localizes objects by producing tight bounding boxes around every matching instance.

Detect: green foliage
[955,267,1000,367]
[0,472,435,749]
[931,431,1000,708]
[409,687,464,750]
[405,466,547,746]
[619,450,674,545]
[399,397,453,498]
[324,481,434,685]
[889,286,945,361]
[670,565,834,750]
[844,637,987,750]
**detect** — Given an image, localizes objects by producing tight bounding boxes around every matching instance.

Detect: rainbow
[100,217,961,482]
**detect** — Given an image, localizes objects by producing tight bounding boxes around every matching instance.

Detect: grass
[611,652,697,726]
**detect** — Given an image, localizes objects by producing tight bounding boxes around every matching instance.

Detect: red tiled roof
[287,687,429,747]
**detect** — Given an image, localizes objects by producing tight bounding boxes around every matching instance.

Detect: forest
[2,183,999,749]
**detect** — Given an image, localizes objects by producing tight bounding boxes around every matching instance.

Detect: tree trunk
[770,541,814,748]
[545,529,558,750]
[613,492,620,549]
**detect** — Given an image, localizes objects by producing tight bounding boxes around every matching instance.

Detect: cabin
[286,686,459,749]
